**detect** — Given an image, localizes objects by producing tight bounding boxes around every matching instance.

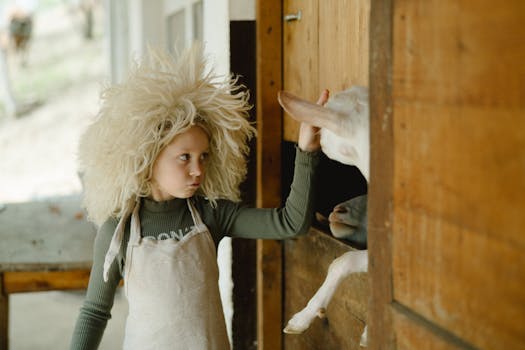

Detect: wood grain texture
[256,0,283,349]
[283,0,371,142]
[392,0,525,348]
[393,306,468,350]
[368,0,395,348]
[255,1,282,209]
[284,228,368,350]
[0,275,8,350]
[0,195,95,272]
[3,270,91,293]
[281,1,372,349]
[319,0,370,90]
[393,0,525,109]
[283,0,318,142]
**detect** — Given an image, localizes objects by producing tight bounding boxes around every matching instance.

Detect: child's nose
[189,162,202,177]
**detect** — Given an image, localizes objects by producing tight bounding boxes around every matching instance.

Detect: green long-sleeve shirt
[70,148,319,349]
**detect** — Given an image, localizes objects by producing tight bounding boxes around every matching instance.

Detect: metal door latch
[284,10,302,22]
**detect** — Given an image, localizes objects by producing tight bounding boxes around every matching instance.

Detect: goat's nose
[334,206,348,213]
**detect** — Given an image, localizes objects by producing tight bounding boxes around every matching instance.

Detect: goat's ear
[278,90,340,131]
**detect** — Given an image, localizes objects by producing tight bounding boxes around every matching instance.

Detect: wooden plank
[282,0,318,142]
[368,0,395,348]
[284,228,368,350]
[3,270,91,294]
[393,0,525,109]
[393,111,525,348]
[257,240,283,350]
[256,1,283,349]
[393,0,525,241]
[393,203,525,349]
[0,274,8,350]
[255,1,282,209]
[0,195,96,272]
[392,305,470,350]
[319,0,370,90]
[393,105,525,245]
[283,0,371,142]
[392,1,525,348]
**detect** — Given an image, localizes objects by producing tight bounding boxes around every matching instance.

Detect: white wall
[229,0,255,21]
[108,0,240,79]
[128,0,165,57]
[203,0,229,76]
[108,0,255,80]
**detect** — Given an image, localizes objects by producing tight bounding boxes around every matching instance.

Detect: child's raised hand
[297,89,329,152]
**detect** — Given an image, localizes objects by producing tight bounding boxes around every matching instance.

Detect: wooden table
[0,195,96,349]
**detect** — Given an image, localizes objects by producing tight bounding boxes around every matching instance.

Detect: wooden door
[369,0,525,349]
[283,0,370,142]
[283,0,318,142]
[282,0,371,349]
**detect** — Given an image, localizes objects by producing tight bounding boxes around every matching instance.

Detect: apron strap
[129,201,142,243]
[186,198,206,231]
[103,201,140,282]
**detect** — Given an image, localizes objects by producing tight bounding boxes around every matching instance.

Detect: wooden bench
[0,195,96,349]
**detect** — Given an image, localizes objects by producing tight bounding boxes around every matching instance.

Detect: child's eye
[179,154,190,161]
[200,153,209,162]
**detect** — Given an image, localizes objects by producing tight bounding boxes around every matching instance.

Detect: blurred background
[0,0,105,202]
[1,1,254,348]
[0,1,122,349]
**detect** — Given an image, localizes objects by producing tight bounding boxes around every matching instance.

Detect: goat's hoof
[283,324,305,334]
[283,317,310,334]
[283,309,318,334]
[359,325,368,347]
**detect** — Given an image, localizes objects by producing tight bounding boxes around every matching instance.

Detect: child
[71,44,327,349]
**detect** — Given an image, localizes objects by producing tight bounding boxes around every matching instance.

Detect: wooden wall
[255,1,284,349]
[259,1,525,349]
[282,1,371,343]
[256,0,371,349]
[284,229,369,350]
[283,0,370,142]
[369,0,525,349]
[283,1,371,349]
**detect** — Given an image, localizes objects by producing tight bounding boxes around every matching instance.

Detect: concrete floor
[9,288,127,350]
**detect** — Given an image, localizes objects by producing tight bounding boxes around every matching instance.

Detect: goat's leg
[284,250,368,334]
[360,325,368,347]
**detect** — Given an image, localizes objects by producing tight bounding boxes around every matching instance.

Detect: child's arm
[218,90,328,239]
[70,219,122,350]
[223,146,320,239]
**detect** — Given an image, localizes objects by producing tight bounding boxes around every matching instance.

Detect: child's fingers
[316,89,329,106]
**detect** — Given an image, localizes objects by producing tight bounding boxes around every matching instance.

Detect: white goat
[278,86,370,346]
[279,86,369,181]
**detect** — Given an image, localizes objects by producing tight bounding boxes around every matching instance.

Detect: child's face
[150,125,210,201]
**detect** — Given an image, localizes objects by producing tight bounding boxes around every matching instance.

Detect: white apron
[103,199,230,350]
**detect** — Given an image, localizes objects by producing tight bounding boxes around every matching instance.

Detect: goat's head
[278,86,370,182]
[328,194,367,247]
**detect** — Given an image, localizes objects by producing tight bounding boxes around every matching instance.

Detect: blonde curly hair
[78,43,256,226]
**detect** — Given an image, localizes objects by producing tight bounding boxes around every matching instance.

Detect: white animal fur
[278,85,369,181]
[283,250,368,332]
[278,87,370,346]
